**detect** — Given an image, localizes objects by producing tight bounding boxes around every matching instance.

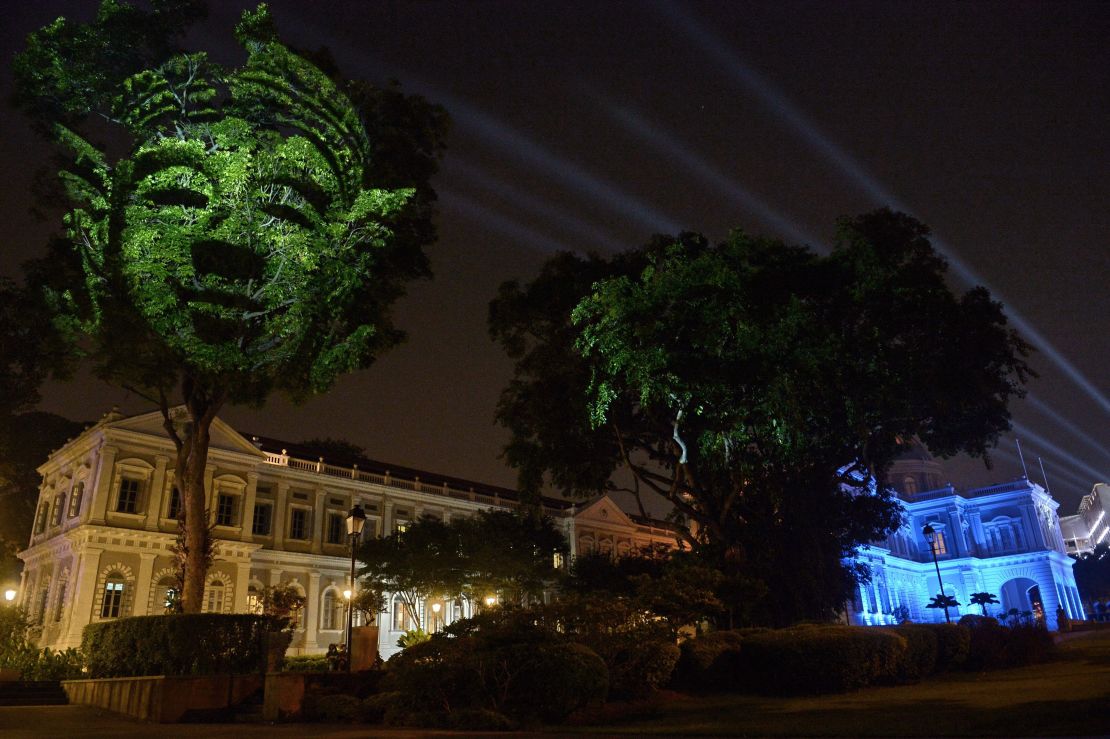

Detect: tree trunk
[165,378,225,613]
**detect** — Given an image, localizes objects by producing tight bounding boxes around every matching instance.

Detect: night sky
[1,1,1107,514]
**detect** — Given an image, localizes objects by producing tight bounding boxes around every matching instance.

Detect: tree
[969,591,1000,616]
[358,510,568,628]
[359,516,464,632]
[926,593,960,622]
[490,210,1032,625]
[16,3,446,611]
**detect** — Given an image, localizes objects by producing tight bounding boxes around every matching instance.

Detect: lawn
[565,629,1110,737]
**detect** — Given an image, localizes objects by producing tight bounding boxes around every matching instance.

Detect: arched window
[68,483,84,518]
[153,576,178,614]
[101,574,126,618]
[903,477,918,495]
[321,590,339,630]
[392,595,412,631]
[204,582,225,613]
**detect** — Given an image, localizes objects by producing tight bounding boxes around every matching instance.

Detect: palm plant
[969,591,1000,616]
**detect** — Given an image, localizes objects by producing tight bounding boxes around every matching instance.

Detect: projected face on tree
[67,37,412,380]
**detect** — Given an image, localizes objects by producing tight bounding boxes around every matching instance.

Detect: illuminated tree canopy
[490,210,1033,624]
[16,1,447,611]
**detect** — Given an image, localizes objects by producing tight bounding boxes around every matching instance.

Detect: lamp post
[922,523,951,623]
[345,505,366,672]
[3,589,16,604]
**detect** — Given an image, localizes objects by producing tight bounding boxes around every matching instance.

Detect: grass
[562,629,1110,737]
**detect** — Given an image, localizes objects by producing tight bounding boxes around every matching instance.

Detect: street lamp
[3,589,15,603]
[922,523,951,623]
[345,504,367,672]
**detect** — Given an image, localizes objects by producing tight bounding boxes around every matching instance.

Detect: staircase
[0,681,69,706]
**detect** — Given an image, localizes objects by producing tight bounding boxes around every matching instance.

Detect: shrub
[382,613,607,725]
[916,623,970,670]
[1000,623,1055,666]
[312,693,362,722]
[283,655,330,672]
[360,691,403,724]
[673,631,745,690]
[887,625,938,682]
[396,628,429,649]
[82,614,285,677]
[448,708,515,731]
[738,625,907,694]
[961,615,1007,670]
[606,640,679,698]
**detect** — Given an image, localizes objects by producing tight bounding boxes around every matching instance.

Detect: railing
[262,449,557,515]
[964,479,1033,498]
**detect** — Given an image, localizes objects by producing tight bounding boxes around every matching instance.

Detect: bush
[312,693,362,722]
[382,612,607,725]
[1000,624,1055,666]
[737,625,907,694]
[448,708,515,731]
[673,631,745,691]
[887,625,938,682]
[917,623,970,671]
[606,640,679,698]
[283,655,330,672]
[961,615,1007,670]
[82,614,285,677]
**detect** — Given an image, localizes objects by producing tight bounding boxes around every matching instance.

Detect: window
[153,577,178,614]
[101,578,125,618]
[903,476,918,495]
[52,494,66,526]
[215,493,236,527]
[34,504,48,534]
[252,503,272,536]
[53,580,67,623]
[167,486,182,519]
[326,513,344,544]
[289,508,309,540]
[204,582,225,613]
[68,483,84,518]
[321,590,338,630]
[553,552,565,570]
[395,520,409,536]
[392,596,412,631]
[933,530,947,555]
[117,478,141,514]
[247,586,263,615]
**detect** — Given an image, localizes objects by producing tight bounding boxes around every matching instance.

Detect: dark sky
[2,1,1107,514]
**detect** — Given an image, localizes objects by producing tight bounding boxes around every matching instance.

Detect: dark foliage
[672,630,747,691]
[884,625,939,682]
[489,211,1032,627]
[81,613,286,677]
[959,615,1055,670]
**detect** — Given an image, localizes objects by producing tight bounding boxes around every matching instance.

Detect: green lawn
[564,630,1110,737]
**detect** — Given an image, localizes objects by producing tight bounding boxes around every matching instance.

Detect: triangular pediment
[107,408,265,457]
[574,495,637,528]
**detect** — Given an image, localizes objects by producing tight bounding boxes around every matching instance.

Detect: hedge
[673,631,745,691]
[885,625,938,682]
[737,625,907,694]
[917,623,970,670]
[82,614,286,677]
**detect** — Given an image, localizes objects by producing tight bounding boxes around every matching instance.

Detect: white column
[305,572,321,648]
[272,483,288,550]
[241,472,259,542]
[89,445,119,524]
[311,487,326,554]
[233,561,251,612]
[382,501,394,536]
[64,547,103,648]
[145,455,169,530]
[132,552,157,615]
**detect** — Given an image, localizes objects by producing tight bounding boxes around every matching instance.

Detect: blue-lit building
[847,444,1084,630]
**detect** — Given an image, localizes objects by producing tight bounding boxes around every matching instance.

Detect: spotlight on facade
[3,589,15,603]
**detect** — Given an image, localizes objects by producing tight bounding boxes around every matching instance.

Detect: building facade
[17,408,675,659]
[846,447,1084,630]
[1060,482,1110,556]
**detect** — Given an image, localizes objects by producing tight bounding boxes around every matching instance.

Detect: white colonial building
[17,408,675,658]
[847,445,1085,630]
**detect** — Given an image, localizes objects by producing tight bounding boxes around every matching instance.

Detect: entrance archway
[999,577,1044,621]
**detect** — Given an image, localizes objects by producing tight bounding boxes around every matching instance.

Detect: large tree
[15,2,447,611]
[490,211,1032,625]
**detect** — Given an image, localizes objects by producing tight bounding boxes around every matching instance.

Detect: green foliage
[282,655,330,672]
[359,509,568,630]
[673,631,747,691]
[81,613,284,677]
[737,625,908,694]
[396,628,429,649]
[917,623,971,670]
[311,693,362,722]
[926,593,961,612]
[260,583,305,619]
[490,211,1032,626]
[0,606,84,679]
[383,612,606,725]
[884,625,938,682]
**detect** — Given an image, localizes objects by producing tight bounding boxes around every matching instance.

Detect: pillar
[241,473,259,542]
[311,487,326,554]
[306,572,321,649]
[272,483,288,550]
[132,552,157,615]
[233,560,251,612]
[89,445,119,524]
[64,547,104,648]
[145,455,169,531]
